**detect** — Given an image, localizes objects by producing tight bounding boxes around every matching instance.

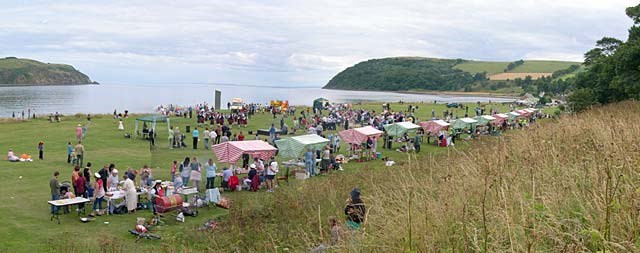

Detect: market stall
[475,115,497,126]
[419,120,450,134]
[212,140,277,164]
[508,111,521,120]
[313,98,329,111]
[338,126,384,145]
[383,121,421,137]
[452,117,478,130]
[134,115,170,138]
[494,113,509,125]
[274,134,329,159]
[516,109,531,118]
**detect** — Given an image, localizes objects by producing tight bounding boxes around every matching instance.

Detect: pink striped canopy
[516,109,531,117]
[419,120,450,134]
[213,140,277,164]
[338,126,383,144]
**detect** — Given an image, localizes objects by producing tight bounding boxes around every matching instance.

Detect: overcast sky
[0,0,635,86]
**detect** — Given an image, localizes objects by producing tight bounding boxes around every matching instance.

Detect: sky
[0,0,635,87]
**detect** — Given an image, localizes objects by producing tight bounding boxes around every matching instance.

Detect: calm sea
[0,83,514,116]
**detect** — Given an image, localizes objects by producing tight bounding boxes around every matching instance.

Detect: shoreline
[322,87,518,99]
[396,90,518,99]
[0,83,98,87]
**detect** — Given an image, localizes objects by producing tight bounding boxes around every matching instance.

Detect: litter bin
[186,126,191,133]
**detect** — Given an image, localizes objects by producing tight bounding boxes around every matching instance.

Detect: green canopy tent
[313,98,329,111]
[134,114,171,138]
[474,115,497,126]
[275,134,329,159]
[452,117,478,130]
[508,111,521,120]
[383,121,420,137]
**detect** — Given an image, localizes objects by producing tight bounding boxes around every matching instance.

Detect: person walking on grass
[90,172,105,216]
[74,141,85,167]
[75,124,83,142]
[209,128,217,148]
[192,127,199,149]
[205,158,217,189]
[67,142,73,163]
[37,141,44,160]
[203,128,210,150]
[215,125,222,144]
[50,171,61,215]
[168,126,175,149]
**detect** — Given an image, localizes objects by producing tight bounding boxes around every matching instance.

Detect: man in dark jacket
[344,188,366,230]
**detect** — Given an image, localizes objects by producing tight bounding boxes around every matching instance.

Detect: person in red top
[171,160,178,182]
[228,171,240,191]
[149,180,165,214]
[71,166,81,195]
[75,173,86,198]
[74,172,87,212]
[238,132,245,141]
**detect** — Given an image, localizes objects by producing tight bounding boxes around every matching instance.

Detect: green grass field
[0,101,526,252]
[511,60,580,73]
[454,60,580,75]
[453,61,509,75]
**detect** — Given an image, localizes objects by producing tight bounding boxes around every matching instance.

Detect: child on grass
[60,186,75,214]
[329,216,344,245]
[71,150,77,165]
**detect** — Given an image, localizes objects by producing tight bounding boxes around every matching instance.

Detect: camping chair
[276,166,290,186]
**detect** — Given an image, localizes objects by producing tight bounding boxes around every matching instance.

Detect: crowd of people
[34,98,554,248]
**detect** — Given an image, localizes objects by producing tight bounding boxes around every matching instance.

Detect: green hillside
[0,57,93,85]
[453,61,509,75]
[324,57,581,93]
[324,57,479,91]
[511,60,580,73]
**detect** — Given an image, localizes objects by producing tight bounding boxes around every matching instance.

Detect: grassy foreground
[0,101,553,252]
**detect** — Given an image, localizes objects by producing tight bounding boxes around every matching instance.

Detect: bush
[568,88,597,112]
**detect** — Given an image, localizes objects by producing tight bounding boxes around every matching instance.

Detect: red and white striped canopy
[419,120,450,134]
[338,126,383,144]
[212,140,277,164]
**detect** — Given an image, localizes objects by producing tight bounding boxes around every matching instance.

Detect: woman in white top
[107,169,120,191]
[266,158,278,192]
[123,174,138,213]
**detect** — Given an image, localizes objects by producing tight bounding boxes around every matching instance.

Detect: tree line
[568,3,640,111]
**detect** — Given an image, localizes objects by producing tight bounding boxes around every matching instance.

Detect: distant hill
[0,57,94,86]
[324,57,580,92]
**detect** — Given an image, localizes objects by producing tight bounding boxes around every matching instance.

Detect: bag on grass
[216,197,231,209]
[113,204,128,215]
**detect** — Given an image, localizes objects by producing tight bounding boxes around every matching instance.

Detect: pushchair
[179,134,187,148]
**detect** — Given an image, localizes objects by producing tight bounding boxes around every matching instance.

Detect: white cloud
[0,0,635,86]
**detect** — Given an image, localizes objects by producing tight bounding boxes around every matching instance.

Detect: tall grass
[49,101,640,252]
[203,101,640,252]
